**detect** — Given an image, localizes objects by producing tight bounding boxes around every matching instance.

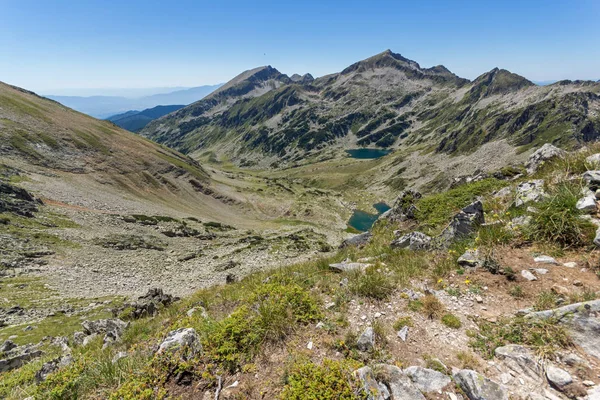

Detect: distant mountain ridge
[140,50,600,168]
[107,105,185,132]
[46,84,223,118]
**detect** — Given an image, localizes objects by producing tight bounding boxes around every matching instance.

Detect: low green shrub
[281,359,362,400]
[441,313,462,329]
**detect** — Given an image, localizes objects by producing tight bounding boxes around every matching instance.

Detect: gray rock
[525,299,600,360]
[380,190,422,222]
[576,194,597,213]
[397,326,409,341]
[357,327,375,352]
[521,270,537,281]
[561,352,588,367]
[533,268,548,275]
[375,364,425,400]
[458,250,481,268]
[0,345,44,372]
[494,344,542,380]
[454,369,508,400]
[583,171,600,188]
[329,259,372,273]
[515,180,546,206]
[404,366,451,393]
[82,318,128,348]
[509,215,531,228]
[340,232,372,248]
[157,328,202,357]
[0,340,17,353]
[391,231,431,251]
[533,255,558,265]
[586,153,600,166]
[35,354,73,382]
[525,144,565,174]
[353,366,389,400]
[588,386,600,400]
[438,201,485,244]
[494,186,513,198]
[82,334,98,347]
[112,351,128,364]
[546,365,572,389]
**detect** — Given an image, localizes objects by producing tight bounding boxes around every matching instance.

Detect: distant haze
[46,84,223,118]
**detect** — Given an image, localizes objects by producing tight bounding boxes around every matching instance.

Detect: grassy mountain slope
[4,143,599,399]
[141,50,600,168]
[107,105,185,132]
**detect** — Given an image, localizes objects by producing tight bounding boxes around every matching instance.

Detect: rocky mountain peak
[470,67,534,97]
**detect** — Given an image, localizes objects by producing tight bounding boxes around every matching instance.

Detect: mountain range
[45,84,223,118]
[141,50,600,168]
[106,104,185,132]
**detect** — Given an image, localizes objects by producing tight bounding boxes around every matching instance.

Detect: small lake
[346,148,392,159]
[348,202,391,232]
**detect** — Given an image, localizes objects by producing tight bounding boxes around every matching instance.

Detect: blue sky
[1,0,598,93]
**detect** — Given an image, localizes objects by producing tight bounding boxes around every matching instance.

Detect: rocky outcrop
[438,201,485,244]
[379,190,422,222]
[113,288,178,319]
[454,369,508,400]
[81,318,128,349]
[0,344,43,372]
[494,345,542,380]
[403,366,451,393]
[0,181,42,217]
[525,144,565,174]
[35,354,73,382]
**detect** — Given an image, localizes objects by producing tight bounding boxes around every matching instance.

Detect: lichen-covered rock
[0,345,44,372]
[374,364,425,400]
[329,259,372,273]
[391,231,431,250]
[353,366,389,400]
[583,171,600,189]
[454,369,508,400]
[576,193,597,213]
[379,190,422,222]
[35,354,73,382]
[157,328,202,357]
[457,249,481,268]
[515,180,546,206]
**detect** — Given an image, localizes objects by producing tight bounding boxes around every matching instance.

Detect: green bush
[349,268,394,300]
[281,359,361,400]
[441,313,462,329]
[525,182,596,248]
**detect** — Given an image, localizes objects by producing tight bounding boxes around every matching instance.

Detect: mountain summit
[141,50,600,167]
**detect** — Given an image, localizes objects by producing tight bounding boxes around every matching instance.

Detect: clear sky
[1,0,598,93]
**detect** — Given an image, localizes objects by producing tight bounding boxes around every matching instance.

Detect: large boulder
[494,344,542,380]
[403,366,451,393]
[515,180,546,207]
[454,369,508,400]
[340,232,372,248]
[525,300,600,360]
[157,328,202,358]
[390,231,431,250]
[438,201,484,244]
[525,144,565,174]
[374,364,425,400]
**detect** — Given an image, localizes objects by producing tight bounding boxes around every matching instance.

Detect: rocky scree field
[3,143,600,399]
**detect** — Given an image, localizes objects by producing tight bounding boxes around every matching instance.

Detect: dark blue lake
[346,148,392,159]
[348,202,391,232]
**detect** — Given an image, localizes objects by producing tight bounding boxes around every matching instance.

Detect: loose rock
[454,369,508,400]
[357,327,375,352]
